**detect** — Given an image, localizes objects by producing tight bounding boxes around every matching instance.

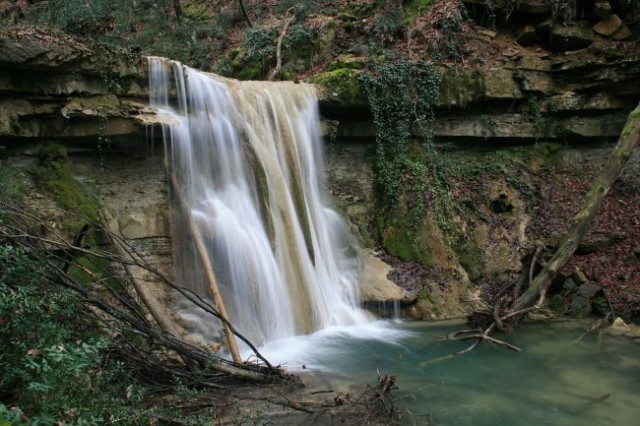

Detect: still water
[260,320,640,425]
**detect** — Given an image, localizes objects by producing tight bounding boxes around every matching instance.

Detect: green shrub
[0,164,25,204]
[0,245,142,424]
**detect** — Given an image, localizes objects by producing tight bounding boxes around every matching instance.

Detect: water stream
[268,320,640,426]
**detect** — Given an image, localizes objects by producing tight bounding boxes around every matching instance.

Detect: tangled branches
[0,201,289,388]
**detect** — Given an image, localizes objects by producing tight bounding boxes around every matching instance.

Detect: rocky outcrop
[319,48,640,141]
[0,27,152,140]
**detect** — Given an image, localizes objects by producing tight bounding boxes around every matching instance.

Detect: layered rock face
[0,27,151,141]
[0,27,172,285]
[318,0,640,143]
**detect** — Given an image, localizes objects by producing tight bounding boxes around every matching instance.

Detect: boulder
[592,14,624,37]
[607,317,632,336]
[569,281,601,317]
[549,22,595,52]
[516,25,539,46]
[357,249,407,303]
[517,0,551,15]
[612,24,632,41]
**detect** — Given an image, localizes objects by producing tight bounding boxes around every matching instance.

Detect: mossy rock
[32,143,100,235]
[231,51,270,81]
[380,217,434,267]
[457,238,482,282]
[438,68,484,107]
[327,54,365,71]
[309,68,363,104]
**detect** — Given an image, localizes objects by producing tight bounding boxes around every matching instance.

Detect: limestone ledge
[314,48,640,141]
[0,27,153,140]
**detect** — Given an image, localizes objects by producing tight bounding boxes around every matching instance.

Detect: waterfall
[148,57,370,346]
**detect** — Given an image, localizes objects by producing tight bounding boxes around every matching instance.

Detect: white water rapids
[148,57,376,350]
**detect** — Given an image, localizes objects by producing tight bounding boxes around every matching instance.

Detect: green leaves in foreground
[0,245,141,425]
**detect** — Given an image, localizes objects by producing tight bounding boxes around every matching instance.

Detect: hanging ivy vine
[359,53,440,216]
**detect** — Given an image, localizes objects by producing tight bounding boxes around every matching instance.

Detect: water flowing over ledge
[148,57,371,347]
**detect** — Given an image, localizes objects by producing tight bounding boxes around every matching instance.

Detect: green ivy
[359,52,439,215]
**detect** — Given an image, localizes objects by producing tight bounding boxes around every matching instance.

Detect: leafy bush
[0,245,141,424]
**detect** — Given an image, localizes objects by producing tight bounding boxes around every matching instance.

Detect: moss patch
[404,0,433,25]
[0,163,25,202]
[457,238,482,282]
[32,144,99,234]
[381,216,434,267]
[327,54,365,71]
[309,68,363,104]
[438,68,484,107]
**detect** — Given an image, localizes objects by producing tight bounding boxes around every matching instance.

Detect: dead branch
[238,0,253,27]
[0,203,284,385]
[438,103,640,359]
[169,174,241,363]
[268,12,295,81]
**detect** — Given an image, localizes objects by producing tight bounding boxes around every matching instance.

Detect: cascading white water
[149,57,370,346]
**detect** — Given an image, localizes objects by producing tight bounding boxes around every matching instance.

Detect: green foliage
[360,53,439,214]
[0,245,140,424]
[311,68,362,103]
[232,27,279,79]
[275,0,336,19]
[404,0,433,25]
[372,0,406,45]
[0,164,25,204]
[45,0,134,33]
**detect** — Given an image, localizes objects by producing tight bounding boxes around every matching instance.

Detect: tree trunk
[100,209,182,339]
[513,103,640,312]
[169,175,242,364]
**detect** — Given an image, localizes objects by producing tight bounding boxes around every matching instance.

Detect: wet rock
[592,14,624,37]
[549,22,595,52]
[516,25,539,46]
[569,281,601,317]
[606,317,631,336]
[357,249,407,303]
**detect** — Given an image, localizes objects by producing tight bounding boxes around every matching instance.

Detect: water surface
[265,320,640,426]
